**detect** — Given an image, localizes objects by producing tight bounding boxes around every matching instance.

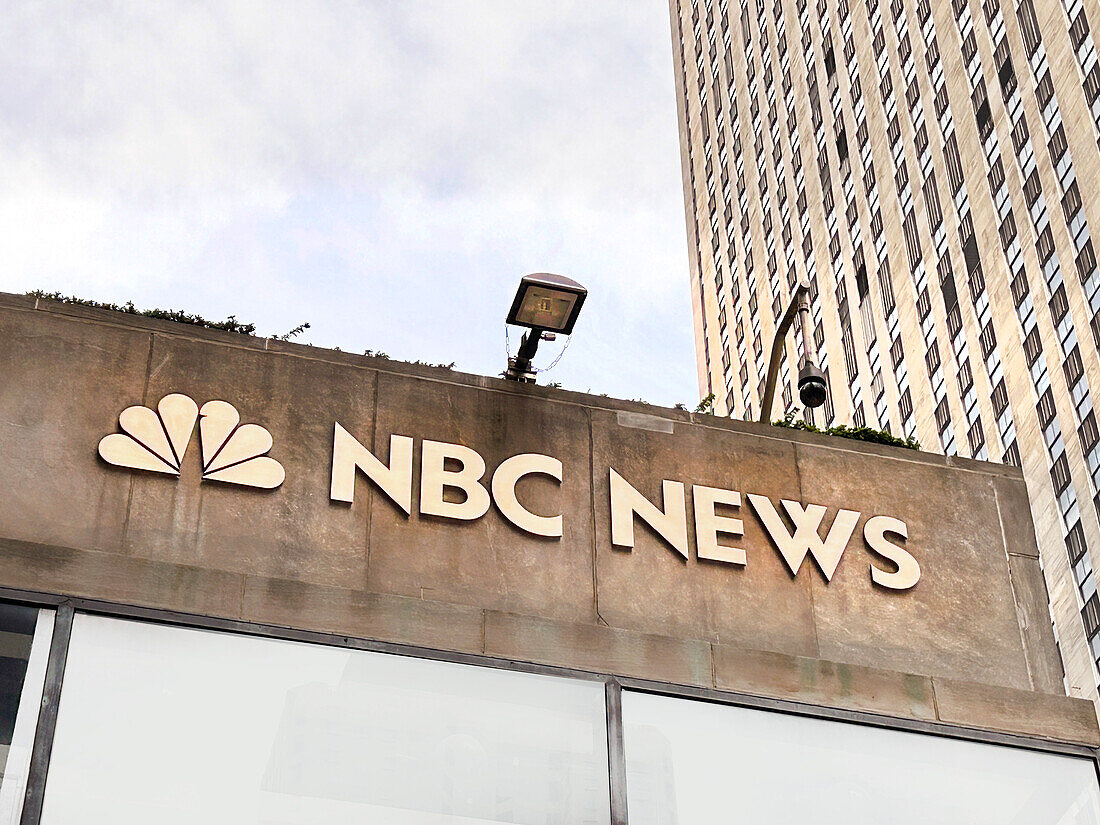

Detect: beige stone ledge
[483,610,714,687]
[932,677,1100,746]
[713,644,937,721]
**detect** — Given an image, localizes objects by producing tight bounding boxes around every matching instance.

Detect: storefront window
[0,603,54,825]
[623,690,1100,824]
[40,614,611,825]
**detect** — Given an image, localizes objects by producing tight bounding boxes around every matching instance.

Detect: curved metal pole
[759,282,810,423]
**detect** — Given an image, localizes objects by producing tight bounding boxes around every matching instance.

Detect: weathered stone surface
[796,442,1033,690]
[933,677,1100,745]
[124,334,375,588]
[0,537,245,618]
[366,372,597,623]
[241,576,484,654]
[484,610,712,686]
[1009,553,1067,694]
[995,474,1041,559]
[0,306,149,553]
[591,411,819,656]
[713,644,936,720]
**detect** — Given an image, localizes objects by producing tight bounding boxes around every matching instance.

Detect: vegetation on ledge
[29,290,259,336]
[28,291,452,366]
[772,411,921,451]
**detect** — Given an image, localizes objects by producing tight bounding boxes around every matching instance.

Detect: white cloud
[0,0,698,407]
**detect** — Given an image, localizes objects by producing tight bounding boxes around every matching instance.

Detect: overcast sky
[1,2,698,407]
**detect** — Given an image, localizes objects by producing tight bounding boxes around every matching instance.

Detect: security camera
[797,363,828,409]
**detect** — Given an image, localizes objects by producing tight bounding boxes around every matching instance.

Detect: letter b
[420,440,492,521]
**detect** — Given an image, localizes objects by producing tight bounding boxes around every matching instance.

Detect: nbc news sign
[99,393,921,592]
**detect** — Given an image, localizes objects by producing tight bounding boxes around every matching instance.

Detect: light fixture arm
[505,330,542,382]
[759,281,823,422]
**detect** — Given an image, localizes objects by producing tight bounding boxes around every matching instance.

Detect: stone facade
[0,292,1093,744]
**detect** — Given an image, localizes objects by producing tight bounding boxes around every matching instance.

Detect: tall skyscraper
[670,0,1100,702]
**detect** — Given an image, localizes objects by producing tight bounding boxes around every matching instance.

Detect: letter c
[491,454,563,537]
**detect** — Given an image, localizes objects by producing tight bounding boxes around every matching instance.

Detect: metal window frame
[2,584,1098,824]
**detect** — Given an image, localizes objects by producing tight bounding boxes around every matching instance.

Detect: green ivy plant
[694,392,716,414]
[772,410,921,451]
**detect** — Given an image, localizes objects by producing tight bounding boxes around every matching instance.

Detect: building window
[1063,181,1083,224]
[891,336,905,369]
[843,333,859,380]
[1024,328,1043,368]
[980,321,997,360]
[1037,226,1056,264]
[0,602,54,821]
[900,387,913,422]
[992,379,1010,418]
[967,419,986,456]
[944,136,965,195]
[887,114,902,145]
[935,397,951,433]
[1016,0,1042,52]
[947,304,963,339]
[1011,272,1030,308]
[879,263,896,315]
[925,340,941,376]
[935,85,950,118]
[1069,519,1089,565]
[1084,593,1100,639]
[975,97,992,139]
[1065,345,1085,388]
[964,235,982,278]
[1087,65,1100,106]
[41,615,613,824]
[1052,451,1072,494]
[1071,10,1093,52]
[902,213,922,268]
[1010,118,1030,157]
[917,288,932,322]
[1023,169,1041,207]
[1081,411,1100,456]
[1038,388,1057,429]
[959,358,974,396]
[922,172,942,226]
[622,691,1100,822]
[1077,240,1097,283]
[998,52,1016,93]
[999,212,1018,251]
[1050,285,1069,326]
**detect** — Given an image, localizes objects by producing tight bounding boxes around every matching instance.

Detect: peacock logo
[97,393,284,489]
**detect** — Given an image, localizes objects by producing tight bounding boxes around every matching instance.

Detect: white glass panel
[624,690,1100,825]
[41,615,610,825]
[0,607,54,825]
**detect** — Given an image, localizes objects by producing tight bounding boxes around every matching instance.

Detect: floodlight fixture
[504,273,587,382]
[506,272,587,335]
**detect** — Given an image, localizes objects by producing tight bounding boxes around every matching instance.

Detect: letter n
[609,468,688,558]
[330,422,414,514]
